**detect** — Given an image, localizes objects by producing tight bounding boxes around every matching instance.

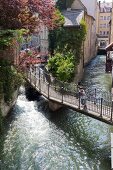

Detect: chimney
[67,8,71,11]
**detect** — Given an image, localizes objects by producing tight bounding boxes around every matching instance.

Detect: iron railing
[25,66,113,124]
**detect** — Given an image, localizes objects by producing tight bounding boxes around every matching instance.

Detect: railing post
[111,100,113,122]
[35,66,37,87]
[39,69,41,91]
[55,77,56,91]
[61,87,63,103]
[100,98,103,117]
[26,64,29,79]
[30,66,32,83]
[95,88,96,98]
[35,66,36,75]
[94,88,97,104]
[48,83,50,98]
[79,92,81,109]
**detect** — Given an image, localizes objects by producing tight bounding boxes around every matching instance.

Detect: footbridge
[25,66,113,125]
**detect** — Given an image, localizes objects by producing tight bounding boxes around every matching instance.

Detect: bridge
[24,65,113,125]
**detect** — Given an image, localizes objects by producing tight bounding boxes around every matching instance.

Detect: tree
[0,0,58,32]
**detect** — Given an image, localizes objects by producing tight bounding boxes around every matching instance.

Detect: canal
[0,55,112,170]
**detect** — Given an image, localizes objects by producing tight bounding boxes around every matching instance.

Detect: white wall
[81,0,97,19]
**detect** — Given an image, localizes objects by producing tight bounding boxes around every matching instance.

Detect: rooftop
[62,10,84,27]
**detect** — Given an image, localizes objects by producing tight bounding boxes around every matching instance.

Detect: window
[100,24,103,28]
[107,31,109,35]
[107,23,109,28]
[103,23,106,28]
[107,16,110,20]
[104,16,106,20]
[100,16,103,20]
[106,8,112,12]
[100,31,102,35]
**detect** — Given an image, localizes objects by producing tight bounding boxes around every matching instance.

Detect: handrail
[25,66,113,125]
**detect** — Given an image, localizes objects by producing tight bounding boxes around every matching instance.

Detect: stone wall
[0,90,18,117]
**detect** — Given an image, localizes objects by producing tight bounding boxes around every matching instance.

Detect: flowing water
[0,55,112,170]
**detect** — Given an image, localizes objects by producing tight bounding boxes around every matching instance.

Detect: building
[81,0,97,64]
[62,0,97,81]
[97,1,112,48]
[110,2,113,43]
[65,0,97,65]
[21,25,48,56]
[39,25,48,55]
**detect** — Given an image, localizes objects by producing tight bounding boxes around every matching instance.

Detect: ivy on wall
[0,59,23,103]
[49,19,86,60]
[48,19,87,81]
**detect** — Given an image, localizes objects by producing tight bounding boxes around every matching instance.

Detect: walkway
[25,66,113,125]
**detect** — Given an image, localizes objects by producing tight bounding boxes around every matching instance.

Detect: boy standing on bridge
[80,89,87,111]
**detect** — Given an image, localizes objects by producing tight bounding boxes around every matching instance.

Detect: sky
[100,0,112,2]
[98,0,112,2]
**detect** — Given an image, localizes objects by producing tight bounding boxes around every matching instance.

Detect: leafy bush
[0,29,28,50]
[47,52,75,81]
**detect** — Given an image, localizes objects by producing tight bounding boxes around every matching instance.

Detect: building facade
[21,25,49,56]
[39,25,48,55]
[97,1,112,48]
[80,0,97,65]
[71,0,97,66]
[110,2,113,43]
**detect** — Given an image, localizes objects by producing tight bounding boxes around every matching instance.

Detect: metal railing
[25,66,113,124]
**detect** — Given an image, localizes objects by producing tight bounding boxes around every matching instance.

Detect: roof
[62,10,84,27]
[81,0,97,19]
[105,42,113,51]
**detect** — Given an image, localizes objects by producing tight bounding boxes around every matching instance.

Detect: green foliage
[0,59,23,103]
[48,18,87,82]
[16,29,29,44]
[0,29,28,49]
[0,108,3,132]
[49,10,65,55]
[56,0,74,10]
[0,30,14,49]
[54,9,65,26]
[0,82,4,100]
[49,19,87,64]
[56,0,66,10]
[47,52,75,81]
